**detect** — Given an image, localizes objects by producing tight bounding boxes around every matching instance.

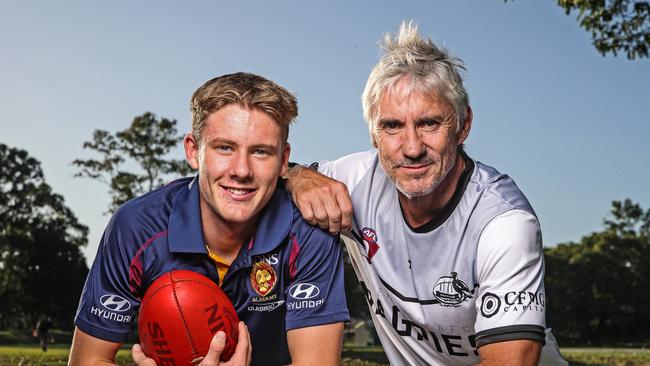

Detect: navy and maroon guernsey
[74,177,349,365]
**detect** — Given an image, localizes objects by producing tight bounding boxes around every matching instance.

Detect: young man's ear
[184,133,200,170]
[279,142,291,177]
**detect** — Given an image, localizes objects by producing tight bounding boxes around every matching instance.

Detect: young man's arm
[286,323,344,366]
[68,328,122,366]
[282,210,350,365]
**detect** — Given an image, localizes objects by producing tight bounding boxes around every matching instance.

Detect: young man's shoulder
[111,178,190,225]
[283,188,339,249]
[104,177,192,249]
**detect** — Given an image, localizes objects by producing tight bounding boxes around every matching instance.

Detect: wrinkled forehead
[381,74,451,107]
[378,75,455,116]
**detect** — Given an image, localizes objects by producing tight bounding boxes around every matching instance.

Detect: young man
[69,72,349,366]
[285,22,568,366]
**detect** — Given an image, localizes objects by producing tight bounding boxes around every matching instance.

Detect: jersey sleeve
[284,229,350,331]
[474,209,547,347]
[73,210,141,343]
[316,150,376,194]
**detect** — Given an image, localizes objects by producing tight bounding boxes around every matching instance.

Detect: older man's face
[374,80,467,199]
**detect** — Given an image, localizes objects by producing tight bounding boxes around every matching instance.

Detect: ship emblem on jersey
[360,227,380,264]
[432,271,474,307]
[250,262,277,296]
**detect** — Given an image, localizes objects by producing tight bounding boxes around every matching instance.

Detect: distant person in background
[35,317,52,351]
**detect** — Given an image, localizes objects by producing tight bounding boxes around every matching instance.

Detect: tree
[508,0,650,59]
[545,199,650,345]
[0,144,89,329]
[558,0,650,59]
[72,112,193,213]
[603,198,650,237]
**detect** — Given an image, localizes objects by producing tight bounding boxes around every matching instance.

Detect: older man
[286,22,567,366]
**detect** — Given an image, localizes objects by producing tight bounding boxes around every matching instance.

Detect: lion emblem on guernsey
[250,262,277,296]
[432,272,474,307]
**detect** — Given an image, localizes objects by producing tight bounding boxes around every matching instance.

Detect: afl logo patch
[360,227,380,264]
[250,262,277,296]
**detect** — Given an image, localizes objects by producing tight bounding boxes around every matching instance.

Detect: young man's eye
[215,145,233,152]
[253,149,270,156]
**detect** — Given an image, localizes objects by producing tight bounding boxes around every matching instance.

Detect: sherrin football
[138,270,239,364]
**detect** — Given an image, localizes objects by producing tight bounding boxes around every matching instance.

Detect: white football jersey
[319,150,567,366]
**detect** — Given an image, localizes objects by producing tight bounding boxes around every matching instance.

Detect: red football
[138,270,239,364]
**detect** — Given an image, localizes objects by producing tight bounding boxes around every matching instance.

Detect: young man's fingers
[224,322,252,366]
[198,332,226,366]
[131,344,158,366]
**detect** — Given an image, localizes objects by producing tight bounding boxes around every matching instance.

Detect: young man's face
[185,104,290,226]
[374,78,470,199]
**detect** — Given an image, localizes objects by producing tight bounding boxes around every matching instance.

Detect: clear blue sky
[1,1,648,266]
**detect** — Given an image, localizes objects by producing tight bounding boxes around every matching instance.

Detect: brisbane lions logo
[250,262,277,296]
[360,227,380,264]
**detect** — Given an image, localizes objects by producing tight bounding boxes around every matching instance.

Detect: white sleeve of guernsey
[316,150,376,193]
[474,209,547,347]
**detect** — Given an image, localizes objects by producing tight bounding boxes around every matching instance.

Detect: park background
[1,1,649,365]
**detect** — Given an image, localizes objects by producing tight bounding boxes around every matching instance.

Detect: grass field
[1,344,650,365]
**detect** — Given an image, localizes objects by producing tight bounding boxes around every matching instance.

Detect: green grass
[1,344,650,365]
[0,345,134,366]
[562,348,650,366]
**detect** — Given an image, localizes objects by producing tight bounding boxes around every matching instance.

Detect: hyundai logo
[289,283,320,300]
[100,294,131,312]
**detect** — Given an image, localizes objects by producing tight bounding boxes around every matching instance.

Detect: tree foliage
[507,0,650,59]
[545,199,650,345]
[0,144,89,329]
[72,112,193,213]
[558,0,650,59]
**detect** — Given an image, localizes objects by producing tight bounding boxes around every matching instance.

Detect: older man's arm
[476,339,542,366]
[473,210,549,366]
[284,165,353,234]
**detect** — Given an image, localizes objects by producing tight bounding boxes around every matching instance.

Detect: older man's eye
[419,119,440,131]
[380,120,403,134]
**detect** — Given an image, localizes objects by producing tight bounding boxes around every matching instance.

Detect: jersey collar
[167,177,293,255]
[168,177,205,253]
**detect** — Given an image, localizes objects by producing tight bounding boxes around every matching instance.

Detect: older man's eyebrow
[378,118,403,127]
